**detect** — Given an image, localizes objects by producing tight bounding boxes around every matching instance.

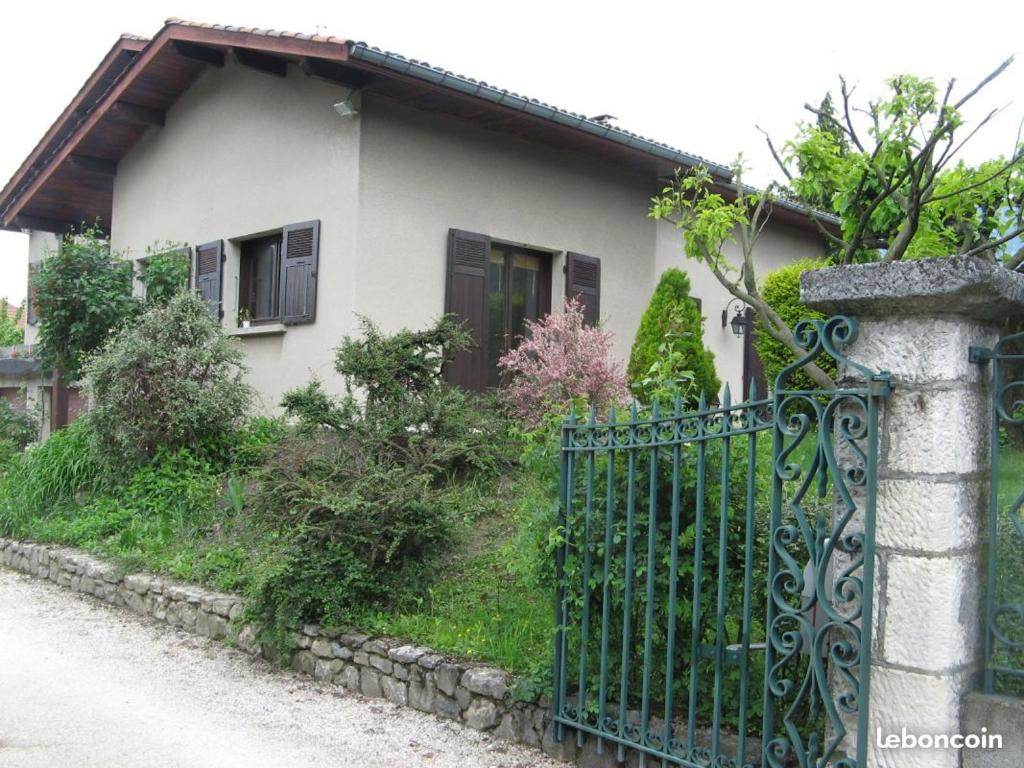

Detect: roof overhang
[0,20,825,237]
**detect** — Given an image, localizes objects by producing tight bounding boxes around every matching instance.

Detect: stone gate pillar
[801,255,1024,768]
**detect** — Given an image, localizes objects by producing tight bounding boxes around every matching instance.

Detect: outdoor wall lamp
[722,298,748,337]
[333,91,362,119]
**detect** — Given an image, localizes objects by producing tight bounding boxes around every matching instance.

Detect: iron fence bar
[596,405,617,756]
[710,385,734,763]
[854,379,886,768]
[762,385,784,766]
[616,405,640,763]
[984,348,1000,694]
[639,404,662,766]
[736,382,759,767]
[553,410,574,742]
[686,394,709,752]
[661,395,684,767]
[575,408,598,745]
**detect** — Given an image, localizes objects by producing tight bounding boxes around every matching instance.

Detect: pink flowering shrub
[498,298,630,425]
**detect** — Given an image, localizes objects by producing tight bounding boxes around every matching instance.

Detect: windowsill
[227,323,287,337]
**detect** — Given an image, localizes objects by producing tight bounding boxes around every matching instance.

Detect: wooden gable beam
[173,40,225,67]
[11,214,76,234]
[112,101,166,127]
[234,48,287,77]
[69,154,117,176]
[299,57,364,89]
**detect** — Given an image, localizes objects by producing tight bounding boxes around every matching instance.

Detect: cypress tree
[628,268,720,403]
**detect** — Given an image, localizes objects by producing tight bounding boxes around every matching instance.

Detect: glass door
[486,245,550,388]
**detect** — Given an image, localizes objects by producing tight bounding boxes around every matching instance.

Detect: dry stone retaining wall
[0,538,612,762]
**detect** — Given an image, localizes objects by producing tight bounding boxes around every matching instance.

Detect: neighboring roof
[0,19,822,236]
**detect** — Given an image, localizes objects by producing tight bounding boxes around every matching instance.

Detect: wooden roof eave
[0,24,355,230]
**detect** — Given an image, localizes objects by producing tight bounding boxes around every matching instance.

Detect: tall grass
[0,419,104,535]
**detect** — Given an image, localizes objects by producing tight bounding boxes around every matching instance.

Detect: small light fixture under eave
[333,91,362,119]
[722,297,748,338]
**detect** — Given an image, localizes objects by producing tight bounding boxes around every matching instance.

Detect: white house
[0,19,826,424]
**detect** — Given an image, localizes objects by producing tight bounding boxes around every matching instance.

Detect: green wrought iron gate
[552,317,891,768]
[976,330,1024,694]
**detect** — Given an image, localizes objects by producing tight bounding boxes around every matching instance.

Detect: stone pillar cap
[801,255,1024,321]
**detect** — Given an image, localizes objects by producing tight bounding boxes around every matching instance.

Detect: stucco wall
[23,230,57,347]
[110,59,361,411]
[355,95,657,366]
[108,58,824,409]
[654,217,825,395]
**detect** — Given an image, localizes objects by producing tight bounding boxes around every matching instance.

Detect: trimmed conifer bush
[627,268,719,403]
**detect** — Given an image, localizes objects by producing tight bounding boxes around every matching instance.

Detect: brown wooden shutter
[26,262,41,326]
[195,240,224,318]
[279,220,320,324]
[444,228,491,391]
[566,252,600,325]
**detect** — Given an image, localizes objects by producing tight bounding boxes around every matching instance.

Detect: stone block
[883,552,981,671]
[336,664,360,691]
[461,667,508,700]
[368,655,393,674]
[435,662,463,696]
[389,645,428,664]
[409,675,437,713]
[313,658,344,682]
[363,638,391,656]
[963,692,1024,768]
[381,676,408,706]
[340,633,369,648]
[330,642,353,660]
[463,698,500,730]
[885,386,988,476]
[352,651,369,666]
[201,596,236,617]
[454,685,472,709]
[393,664,409,681]
[876,478,980,552]
[123,573,151,593]
[868,666,970,768]
[301,624,319,636]
[196,610,229,641]
[291,650,317,676]
[310,638,333,658]
[846,317,995,385]
[417,653,444,670]
[434,692,461,720]
[360,667,382,698]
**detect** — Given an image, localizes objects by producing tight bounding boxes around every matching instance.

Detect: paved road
[0,568,557,768]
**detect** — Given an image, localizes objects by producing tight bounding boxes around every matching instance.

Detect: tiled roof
[162,18,732,178]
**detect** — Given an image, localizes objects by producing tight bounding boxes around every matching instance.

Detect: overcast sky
[1,0,1021,304]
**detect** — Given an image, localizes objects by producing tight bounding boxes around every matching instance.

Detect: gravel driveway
[0,568,559,767]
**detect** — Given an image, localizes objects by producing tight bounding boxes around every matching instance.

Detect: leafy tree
[138,244,190,305]
[32,228,140,381]
[0,299,24,347]
[628,268,719,403]
[82,291,251,469]
[651,60,1024,388]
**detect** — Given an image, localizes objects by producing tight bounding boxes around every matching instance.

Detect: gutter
[348,44,734,181]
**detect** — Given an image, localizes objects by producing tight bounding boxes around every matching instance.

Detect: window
[445,229,558,391]
[486,245,550,387]
[238,234,282,322]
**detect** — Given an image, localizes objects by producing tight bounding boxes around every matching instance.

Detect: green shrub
[756,259,836,390]
[628,269,719,403]
[247,316,513,647]
[82,291,252,469]
[0,418,104,534]
[0,298,24,347]
[138,244,190,305]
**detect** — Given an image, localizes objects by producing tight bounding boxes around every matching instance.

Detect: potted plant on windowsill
[237,308,252,329]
